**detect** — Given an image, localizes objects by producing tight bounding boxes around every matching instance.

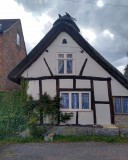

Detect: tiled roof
[0,19,19,33]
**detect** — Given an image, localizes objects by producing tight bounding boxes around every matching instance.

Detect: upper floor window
[16,33,20,46]
[113,96,128,114]
[57,53,74,74]
[60,92,90,110]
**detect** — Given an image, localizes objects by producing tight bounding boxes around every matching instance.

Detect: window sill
[60,109,92,112]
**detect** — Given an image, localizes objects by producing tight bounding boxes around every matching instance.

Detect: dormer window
[16,33,20,46]
[57,53,74,74]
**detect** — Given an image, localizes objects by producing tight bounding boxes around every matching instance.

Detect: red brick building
[0,19,26,91]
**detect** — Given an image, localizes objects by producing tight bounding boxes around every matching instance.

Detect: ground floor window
[113,96,128,114]
[60,92,90,110]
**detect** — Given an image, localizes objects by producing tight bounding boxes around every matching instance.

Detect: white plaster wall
[22,31,128,102]
[111,78,128,96]
[60,79,73,88]
[22,54,51,77]
[27,80,39,100]
[22,32,83,77]
[42,80,56,97]
[96,104,111,125]
[94,81,109,101]
[76,80,90,88]
[79,111,93,125]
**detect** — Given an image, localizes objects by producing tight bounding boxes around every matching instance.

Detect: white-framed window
[57,53,74,74]
[113,96,128,114]
[16,33,20,46]
[60,91,91,111]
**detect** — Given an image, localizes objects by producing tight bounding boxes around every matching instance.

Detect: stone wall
[47,126,119,137]
[115,115,128,128]
[46,125,128,137]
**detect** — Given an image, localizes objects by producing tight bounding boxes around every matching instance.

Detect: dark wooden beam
[39,79,43,124]
[43,58,53,76]
[56,78,60,125]
[59,88,92,92]
[90,80,97,125]
[24,75,111,81]
[107,80,115,124]
[39,79,42,98]
[73,78,76,89]
[79,58,88,76]
[94,101,110,104]
[76,111,78,125]
[56,78,59,97]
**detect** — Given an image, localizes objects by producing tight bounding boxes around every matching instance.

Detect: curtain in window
[58,60,64,73]
[114,97,121,113]
[122,97,128,113]
[67,60,72,73]
[61,93,69,109]
[72,93,79,109]
[82,93,89,109]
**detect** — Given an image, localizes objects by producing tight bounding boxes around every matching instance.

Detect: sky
[0,0,128,74]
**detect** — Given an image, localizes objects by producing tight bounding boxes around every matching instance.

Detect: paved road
[0,142,128,160]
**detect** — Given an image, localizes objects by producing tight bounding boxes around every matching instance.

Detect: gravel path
[0,142,128,160]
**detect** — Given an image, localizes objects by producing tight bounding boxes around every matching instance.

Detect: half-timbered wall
[22,32,128,125]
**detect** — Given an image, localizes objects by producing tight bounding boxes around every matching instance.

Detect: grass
[0,135,128,146]
[54,135,128,143]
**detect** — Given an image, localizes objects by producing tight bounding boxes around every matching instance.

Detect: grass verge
[0,135,128,146]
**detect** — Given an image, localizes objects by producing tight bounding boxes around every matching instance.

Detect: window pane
[67,60,72,73]
[114,97,121,113]
[58,60,64,74]
[67,54,72,58]
[72,93,79,109]
[122,97,128,113]
[58,54,64,58]
[61,93,69,109]
[17,33,20,46]
[82,93,89,109]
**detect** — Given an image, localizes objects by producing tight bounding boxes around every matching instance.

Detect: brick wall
[0,20,26,91]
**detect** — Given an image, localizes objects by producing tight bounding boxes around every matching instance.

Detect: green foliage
[53,135,128,143]
[1,135,128,145]
[38,92,73,124]
[0,80,28,140]
[28,116,47,138]
[60,112,73,123]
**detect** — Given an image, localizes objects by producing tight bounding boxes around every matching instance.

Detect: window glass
[61,93,69,109]
[122,97,128,113]
[67,60,72,74]
[58,54,64,58]
[58,60,64,74]
[82,93,89,109]
[17,33,20,46]
[114,97,121,113]
[67,54,72,58]
[72,93,79,109]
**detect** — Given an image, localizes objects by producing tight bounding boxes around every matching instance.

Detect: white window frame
[57,53,75,75]
[60,91,91,111]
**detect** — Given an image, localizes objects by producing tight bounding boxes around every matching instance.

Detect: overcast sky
[0,0,128,73]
